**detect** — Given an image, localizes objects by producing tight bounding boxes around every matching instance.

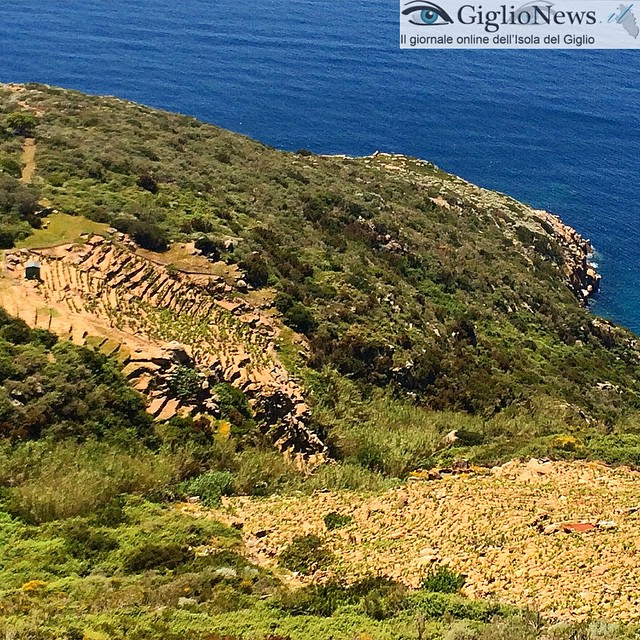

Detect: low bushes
[0,314,152,442]
[276,576,408,620]
[232,449,296,496]
[422,565,467,594]
[121,540,192,573]
[179,470,235,507]
[4,442,176,523]
[0,497,241,585]
[278,535,333,575]
[168,365,203,401]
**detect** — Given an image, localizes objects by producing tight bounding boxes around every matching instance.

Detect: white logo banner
[400,0,640,48]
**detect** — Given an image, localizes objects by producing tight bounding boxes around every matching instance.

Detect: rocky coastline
[534,209,602,306]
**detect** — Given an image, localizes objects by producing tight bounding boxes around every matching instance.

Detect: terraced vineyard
[1,234,327,466]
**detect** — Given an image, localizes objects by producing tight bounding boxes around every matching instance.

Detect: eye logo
[402,0,454,25]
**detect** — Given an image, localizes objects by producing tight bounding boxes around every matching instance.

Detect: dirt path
[200,460,640,622]
[20,138,36,183]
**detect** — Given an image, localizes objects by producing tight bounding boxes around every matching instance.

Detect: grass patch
[16,212,109,248]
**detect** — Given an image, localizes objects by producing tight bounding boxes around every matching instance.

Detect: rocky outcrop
[534,209,601,305]
[362,153,602,307]
[2,238,328,469]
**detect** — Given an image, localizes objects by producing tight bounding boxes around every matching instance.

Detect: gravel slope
[198,460,640,622]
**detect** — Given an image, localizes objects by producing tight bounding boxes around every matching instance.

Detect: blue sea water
[1,0,638,331]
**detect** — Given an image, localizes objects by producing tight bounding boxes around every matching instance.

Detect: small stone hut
[25,260,41,281]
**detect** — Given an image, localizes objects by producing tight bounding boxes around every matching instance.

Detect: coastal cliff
[533,209,601,305]
[366,151,602,308]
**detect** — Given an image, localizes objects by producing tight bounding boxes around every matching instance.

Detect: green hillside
[2,83,640,455]
[1,83,640,638]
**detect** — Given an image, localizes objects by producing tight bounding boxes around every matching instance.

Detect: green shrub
[274,292,294,314]
[6,112,37,136]
[59,519,119,561]
[422,565,467,594]
[323,511,353,530]
[213,383,255,436]
[356,443,385,473]
[122,540,192,573]
[195,235,224,260]
[47,172,66,187]
[112,216,168,252]
[275,580,351,617]
[454,429,486,447]
[180,470,235,507]
[443,621,479,640]
[361,584,408,620]
[284,303,317,335]
[276,575,408,619]
[168,365,202,400]
[239,253,270,288]
[413,591,506,622]
[0,156,22,178]
[137,173,159,194]
[278,534,333,575]
[113,501,238,574]
[92,495,130,527]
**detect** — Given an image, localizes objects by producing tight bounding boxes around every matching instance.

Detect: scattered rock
[596,382,621,393]
[165,340,191,364]
[543,523,562,535]
[617,506,640,515]
[254,529,271,539]
[517,458,554,482]
[562,522,597,534]
[530,512,551,531]
[396,490,409,508]
[409,469,443,482]
[210,459,640,622]
[491,460,520,477]
[452,459,471,472]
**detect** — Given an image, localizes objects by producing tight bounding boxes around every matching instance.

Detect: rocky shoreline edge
[533,208,601,306]
[321,150,603,308]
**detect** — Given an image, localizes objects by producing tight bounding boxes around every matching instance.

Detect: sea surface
[1,0,638,331]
